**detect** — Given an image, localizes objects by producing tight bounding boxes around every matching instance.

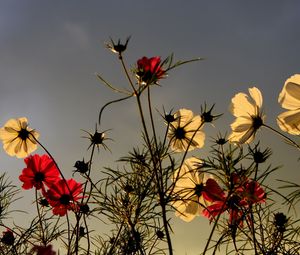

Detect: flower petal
[249,87,263,109]
[277,109,300,135]
[278,74,300,110]
[230,93,255,117]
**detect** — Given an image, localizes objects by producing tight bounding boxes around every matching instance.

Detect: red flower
[243,180,266,204]
[136,56,165,84]
[203,177,266,227]
[19,154,60,190]
[203,178,226,202]
[1,229,14,246]
[32,244,56,255]
[44,179,83,216]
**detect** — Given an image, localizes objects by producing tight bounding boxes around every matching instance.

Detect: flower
[248,143,272,164]
[156,230,164,239]
[0,117,39,158]
[73,159,89,174]
[82,126,111,152]
[277,74,300,135]
[243,179,266,204]
[1,229,14,246]
[136,56,165,85]
[228,87,265,144]
[79,203,90,214]
[273,212,288,233]
[203,175,265,227]
[200,103,222,124]
[32,244,56,255]
[105,36,131,56]
[19,154,60,190]
[44,179,83,216]
[163,110,176,124]
[172,157,224,222]
[167,108,205,152]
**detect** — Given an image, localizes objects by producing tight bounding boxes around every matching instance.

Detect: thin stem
[32,136,71,194]
[249,207,259,255]
[75,143,96,254]
[74,214,80,255]
[119,55,173,254]
[95,72,132,95]
[202,191,233,255]
[98,94,133,125]
[168,121,205,199]
[83,215,91,255]
[263,124,300,151]
[119,54,137,95]
[82,143,96,204]
[147,86,158,157]
[108,222,124,255]
[161,203,173,255]
[147,87,165,195]
[66,212,71,255]
[202,211,223,255]
[35,189,46,245]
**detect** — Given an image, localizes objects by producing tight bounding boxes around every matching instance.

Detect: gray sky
[1,1,300,254]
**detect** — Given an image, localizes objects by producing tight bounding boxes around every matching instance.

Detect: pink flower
[136,56,165,84]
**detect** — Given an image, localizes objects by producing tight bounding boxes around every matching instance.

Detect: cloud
[63,22,90,49]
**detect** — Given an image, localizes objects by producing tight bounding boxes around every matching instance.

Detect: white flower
[0,117,39,158]
[172,157,210,222]
[167,109,205,152]
[228,87,265,144]
[277,74,300,135]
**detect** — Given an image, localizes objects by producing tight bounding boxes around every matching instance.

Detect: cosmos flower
[273,212,288,233]
[228,87,265,144]
[44,179,83,216]
[32,244,56,255]
[135,56,165,85]
[105,36,131,55]
[19,154,60,191]
[277,74,300,135]
[82,127,111,152]
[0,117,39,158]
[172,157,224,222]
[1,229,14,246]
[167,108,205,152]
[203,175,265,227]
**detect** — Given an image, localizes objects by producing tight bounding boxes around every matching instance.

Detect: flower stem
[33,136,69,187]
[263,124,300,151]
[35,189,46,245]
[119,55,173,254]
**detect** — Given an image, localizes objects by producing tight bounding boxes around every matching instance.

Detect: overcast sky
[1,1,300,254]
